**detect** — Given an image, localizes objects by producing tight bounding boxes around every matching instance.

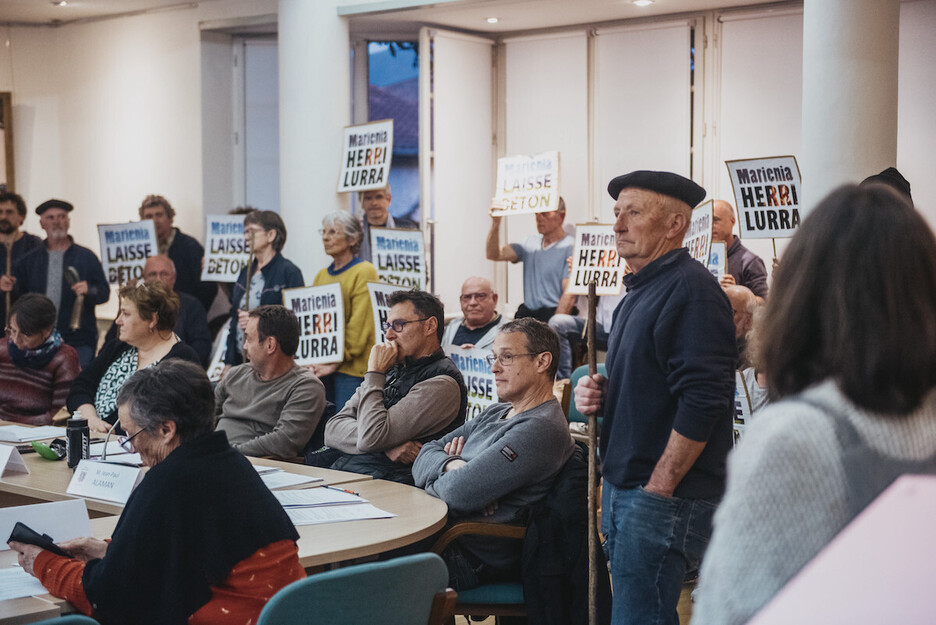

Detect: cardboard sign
[67,459,144,504]
[682,200,713,265]
[368,282,402,343]
[492,150,561,216]
[206,324,229,383]
[708,241,727,280]
[568,224,624,295]
[726,155,802,239]
[97,221,157,285]
[444,346,499,421]
[370,228,425,290]
[282,284,345,366]
[202,215,249,282]
[733,370,753,446]
[0,444,28,476]
[338,119,394,193]
[0,500,91,553]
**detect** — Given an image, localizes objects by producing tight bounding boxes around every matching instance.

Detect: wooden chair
[256,552,456,625]
[431,522,527,620]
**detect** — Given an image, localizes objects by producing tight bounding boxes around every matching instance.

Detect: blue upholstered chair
[256,552,455,625]
[568,363,607,428]
[32,616,99,624]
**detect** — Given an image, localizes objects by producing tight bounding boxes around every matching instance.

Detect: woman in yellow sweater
[312,211,378,410]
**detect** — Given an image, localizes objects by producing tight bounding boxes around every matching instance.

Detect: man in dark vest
[325,289,467,484]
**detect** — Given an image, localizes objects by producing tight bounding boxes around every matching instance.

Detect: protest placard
[370,227,425,290]
[726,155,802,239]
[444,346,499,421]
[337,119,394,193]
[708,241,727,280]
[282,284,344,366]
[733,370,753,446]
[97,221,157,285]
[206,325,229,383]
[682,200,713,265]
[368,282,402,343]
[202,215,249,282]
[492,150,560,216]
[568,224,624,295]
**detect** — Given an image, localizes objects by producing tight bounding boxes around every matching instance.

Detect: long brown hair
[762,183,936,414]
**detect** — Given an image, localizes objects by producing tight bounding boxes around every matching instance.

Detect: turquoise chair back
[568,363,606,425]
[257,553,450,625]
[32,617,98,624]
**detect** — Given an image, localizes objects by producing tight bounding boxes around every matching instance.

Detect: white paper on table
[285,503,396,526]
[253,465,281,475]
[0,500,92,552]
[0,567,50,601]
[0,426,63,443]
[101,454,143,467]
[90,441,128,457]
[260,471,323,490]
[274,488,365,507]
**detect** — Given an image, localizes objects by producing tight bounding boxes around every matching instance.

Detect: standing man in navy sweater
[574,171,735,625]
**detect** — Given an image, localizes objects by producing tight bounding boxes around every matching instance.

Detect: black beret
[35,199,74,215]
[607,170,706,208]
[861,167,912,201]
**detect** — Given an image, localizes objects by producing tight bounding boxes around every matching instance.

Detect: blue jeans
[548,314,608,379]
[606,484,717,625]
[321,372,363,412]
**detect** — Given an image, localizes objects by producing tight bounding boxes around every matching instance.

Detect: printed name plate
[0,444,29,476]
[67,460,143,504]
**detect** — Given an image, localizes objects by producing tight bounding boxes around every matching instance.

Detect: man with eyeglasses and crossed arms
[441,276,506,351]
[325,290,467,484]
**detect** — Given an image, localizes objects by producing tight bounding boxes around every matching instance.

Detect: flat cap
[35,199,74,215]
[607,170,706,208]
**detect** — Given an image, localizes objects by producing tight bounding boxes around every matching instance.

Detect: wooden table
[0,450,371,515]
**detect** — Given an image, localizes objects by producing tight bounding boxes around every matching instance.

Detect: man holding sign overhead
[486,197,573,322]
[575,171,735,625]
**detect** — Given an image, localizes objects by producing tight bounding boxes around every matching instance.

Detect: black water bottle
[66,413,90,469]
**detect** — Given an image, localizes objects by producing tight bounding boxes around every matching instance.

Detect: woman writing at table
[67,281,200,433]
[10,360,305,625]
[311,211,378,409]
[0,294,80,424]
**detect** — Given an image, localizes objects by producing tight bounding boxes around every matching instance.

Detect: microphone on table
[100,421,120,462]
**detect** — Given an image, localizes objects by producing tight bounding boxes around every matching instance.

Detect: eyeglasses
[459,292,491,303]
[118,428,147,453]
[485,352,539,367]
[381,318,429,333]
[244,226,266,236]
[318,228,342,237]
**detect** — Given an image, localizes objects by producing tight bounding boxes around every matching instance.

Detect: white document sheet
[90,441,127,457]
[285,503,396,526]
[0,426,63,443]
[0,500,92,552]
[0,567,50,601]
[260,471,323,490]
[274,488,365,507]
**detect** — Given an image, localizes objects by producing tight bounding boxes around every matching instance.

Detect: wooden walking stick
[586,279,600,625]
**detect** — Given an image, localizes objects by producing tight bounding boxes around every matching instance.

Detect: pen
[323,484,360,496]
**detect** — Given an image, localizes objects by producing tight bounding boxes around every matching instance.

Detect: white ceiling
[0,0,791,30]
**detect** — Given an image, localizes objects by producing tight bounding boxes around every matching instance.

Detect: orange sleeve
[33,550,94,615]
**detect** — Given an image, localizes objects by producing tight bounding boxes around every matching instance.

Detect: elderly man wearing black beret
[0,200,109,367]
[575,171,736,625]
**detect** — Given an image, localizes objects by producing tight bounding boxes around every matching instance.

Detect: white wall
[0,0,276,317]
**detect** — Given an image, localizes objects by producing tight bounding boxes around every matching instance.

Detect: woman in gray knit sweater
[694,182,936,625]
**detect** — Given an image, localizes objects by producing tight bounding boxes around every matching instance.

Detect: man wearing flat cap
[575,171,735,625]
[0,200,109,367]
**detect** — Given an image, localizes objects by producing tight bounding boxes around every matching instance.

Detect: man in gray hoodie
[413,317,575,590]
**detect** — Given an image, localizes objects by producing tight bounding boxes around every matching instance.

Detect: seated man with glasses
[441,276,506,351]
[324,290,468,484]
[413,317,576,589]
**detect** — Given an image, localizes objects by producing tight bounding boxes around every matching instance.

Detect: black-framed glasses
[118,428,147,453]
[485,353,539,367]
[459,292,491,303]
[381,318,429,333]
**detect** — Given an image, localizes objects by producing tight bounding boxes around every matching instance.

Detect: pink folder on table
[748,474,936,625]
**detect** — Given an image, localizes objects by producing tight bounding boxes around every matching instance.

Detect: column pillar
[801,0,900,210]
[278,0,350,276]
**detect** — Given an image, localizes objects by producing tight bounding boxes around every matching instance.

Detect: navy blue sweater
[600,248,735,500]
